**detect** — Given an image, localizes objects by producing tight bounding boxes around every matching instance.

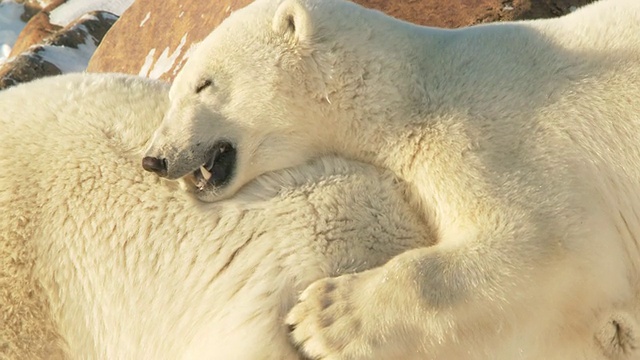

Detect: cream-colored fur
[0,73,432,359]
[145,0,640,358]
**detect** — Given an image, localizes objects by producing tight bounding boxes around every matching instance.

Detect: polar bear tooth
[200,165,212,181]
[196,178,207,190]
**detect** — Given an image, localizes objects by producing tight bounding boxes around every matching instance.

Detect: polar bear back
[0,73,432,359]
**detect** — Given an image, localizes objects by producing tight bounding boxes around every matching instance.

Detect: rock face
[0,11,117,90]
[357,0,593,27]
[9,11,60,56]
[13,0,67,21]
[88,0,252,81]
[87,0,596,83]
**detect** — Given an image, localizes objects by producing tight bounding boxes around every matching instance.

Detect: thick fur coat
[0,73,431,359]
[144,0,640,358]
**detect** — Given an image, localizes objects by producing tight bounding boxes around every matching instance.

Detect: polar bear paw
[286,273,378,360]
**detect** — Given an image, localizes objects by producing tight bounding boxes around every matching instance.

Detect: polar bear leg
[287,215,622,359]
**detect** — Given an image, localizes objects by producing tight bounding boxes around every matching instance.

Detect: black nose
[142,156,168,176]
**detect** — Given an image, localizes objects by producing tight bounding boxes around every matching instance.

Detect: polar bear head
[143,0,398,201]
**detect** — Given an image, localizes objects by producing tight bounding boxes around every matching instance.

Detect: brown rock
[513,0,595,20]
[40,0,67,13]
[358,0,595,27]
[9,11,60,57]
[0,53,61,89]
[14,0,66,22]
[0,10,118,90]
[355,0,500,28]
[46,10,118,48]
[88,0,252,80]
[88,0,597,83]
[14,0,66,10]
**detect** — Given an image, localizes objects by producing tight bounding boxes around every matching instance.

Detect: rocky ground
[363,0,595,27]
[0,0,597,89]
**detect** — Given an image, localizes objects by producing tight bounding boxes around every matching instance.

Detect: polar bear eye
[195,79,213,94]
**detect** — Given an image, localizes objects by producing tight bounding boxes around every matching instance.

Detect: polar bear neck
[301,20,462,223]
[313,20,458,176]
[309,13,570,224]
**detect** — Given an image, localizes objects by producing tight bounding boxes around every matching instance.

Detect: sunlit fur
[0,73,433,359]
[146,0,640,358]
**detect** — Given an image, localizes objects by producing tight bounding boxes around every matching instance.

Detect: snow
[139,34,188,80]
[173,42,198,76]
[0,0,27,64]
[38,35,98,73]
[0,0,135,72]
[49,0,135,26]
[1,44,10,59]
[139,48,156,77]
[0,0,200,81]
[140,12,150,27]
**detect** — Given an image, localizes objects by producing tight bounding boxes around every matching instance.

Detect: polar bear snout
[141,156,168,176]
[143,140,239,202]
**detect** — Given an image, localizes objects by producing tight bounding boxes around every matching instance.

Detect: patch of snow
[49,0,135,26]
[139,48,156,77]
[173,42,199,76]
[80,13,99,22]
[569,6,578,13]
[0,0,27,64]
[140,11,150,27]
[178,11,184,18]
[38,39,98,73]
[1,44,10,59]
[502,2,514,11]
[140,34,188,80]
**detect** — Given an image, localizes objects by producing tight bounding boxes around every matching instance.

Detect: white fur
[0,73,432,359]
[145,0,640,358]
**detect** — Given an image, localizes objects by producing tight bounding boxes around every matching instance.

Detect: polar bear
[143,0,640,358]
[0,73,433,359]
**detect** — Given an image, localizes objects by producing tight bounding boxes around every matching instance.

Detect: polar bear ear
[272,0,313,44]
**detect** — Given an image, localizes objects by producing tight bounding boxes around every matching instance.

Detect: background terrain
[0,0,596,89]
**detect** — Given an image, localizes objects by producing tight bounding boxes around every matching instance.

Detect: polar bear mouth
[192,141,236,191]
